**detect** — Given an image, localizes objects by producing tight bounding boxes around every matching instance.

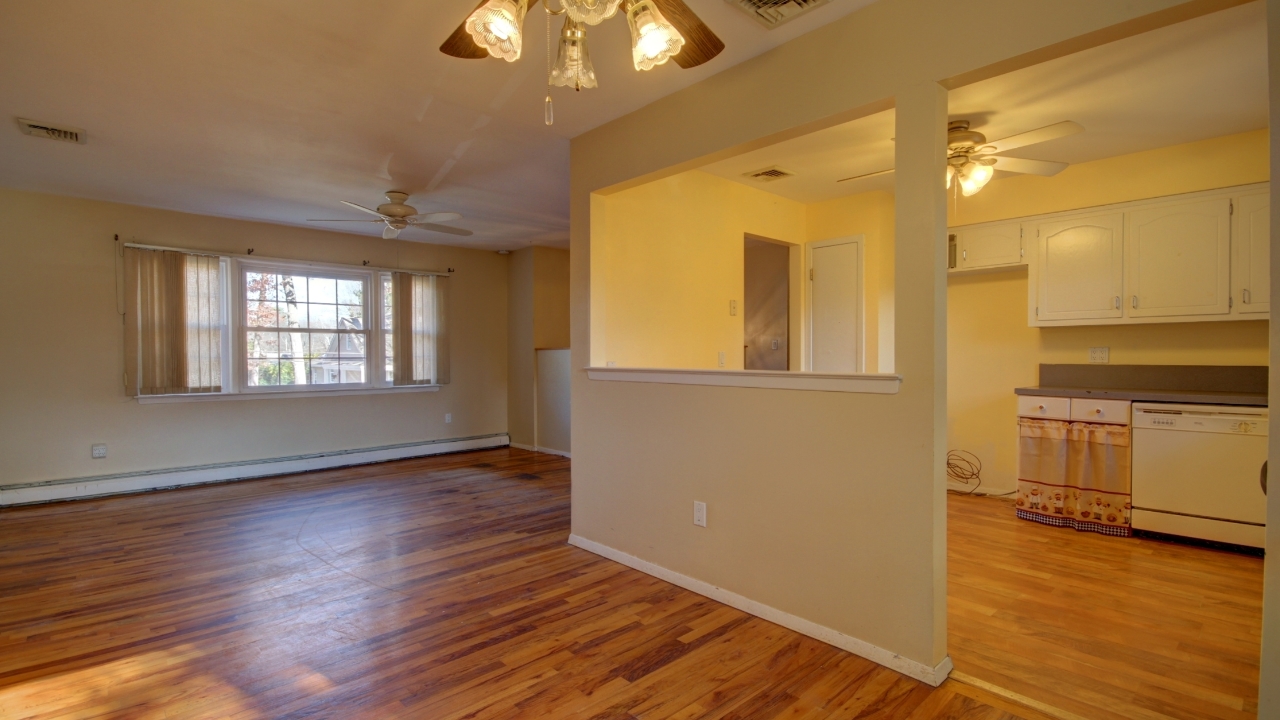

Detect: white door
[1233,192,1270,315]
[809,238,861,373]
[955,221,1022,270]
[1033,213,1124,322]
[1126,197,1231,318]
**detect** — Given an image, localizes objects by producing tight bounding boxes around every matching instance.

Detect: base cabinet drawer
[1017,395,1071,420]
[1070,398,1131,425]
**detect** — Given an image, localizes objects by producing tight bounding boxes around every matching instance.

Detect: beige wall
[1261,2,1279,716]
[508,246,570,448]
[595,170,805,369]
[572,0,1229,675]
[0,187,508,486]
[947,130,1270,494]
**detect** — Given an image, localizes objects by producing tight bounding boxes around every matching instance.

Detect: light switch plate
[717,351,725,367]
[1088,347,1110,364]
[693,501,707,527]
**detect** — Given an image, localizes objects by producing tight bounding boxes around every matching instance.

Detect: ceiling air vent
[17,118,86,144]
[743,166,795,183]
[725,0,831,28]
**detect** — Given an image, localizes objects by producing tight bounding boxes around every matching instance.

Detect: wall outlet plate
[1089,347,1110,364]
[445,413,452,424]
[730,300,738,316]
[693,501,707,527]
[91,443,107,459]
[717,351,725,367]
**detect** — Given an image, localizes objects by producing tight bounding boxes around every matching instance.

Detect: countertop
[1015,386,1267,407]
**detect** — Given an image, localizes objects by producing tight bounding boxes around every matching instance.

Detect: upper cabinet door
[1034,213,1124,321]
[1125,198,1231,318]
[955,221,1022,270]
[1233,192,1270,315]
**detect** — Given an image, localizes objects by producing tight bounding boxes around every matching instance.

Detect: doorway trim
[806,235,865,373]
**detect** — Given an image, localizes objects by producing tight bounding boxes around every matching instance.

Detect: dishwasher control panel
[1132,403,1268,435]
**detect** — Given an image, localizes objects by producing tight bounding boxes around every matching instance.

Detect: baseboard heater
[0,434,510,507]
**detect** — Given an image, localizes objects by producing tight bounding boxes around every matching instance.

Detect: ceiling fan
[837,120,1084,196]
[440,0,724,122]
[308,192,473,240]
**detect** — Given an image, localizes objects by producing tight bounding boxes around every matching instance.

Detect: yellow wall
[0,187,508,486]
[596,170,805,369]
[807,190,897,372]
[947,130,1270,494]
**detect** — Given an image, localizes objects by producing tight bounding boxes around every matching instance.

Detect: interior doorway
[808,235,863,373]
[743,235,790,371]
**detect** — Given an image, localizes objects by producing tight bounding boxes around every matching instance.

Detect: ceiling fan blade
[836,168,895,183]
[409,212,463,223]
[341,201,390,219]
[652,0,724,69]
[988,156,1069,177]
[440,0,543,59]
[382,224,401,240]
[307,219,384,223]
[418,223,475,237]
[983,121,1083,155]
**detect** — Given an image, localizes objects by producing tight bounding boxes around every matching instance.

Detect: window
[124,247,448,399]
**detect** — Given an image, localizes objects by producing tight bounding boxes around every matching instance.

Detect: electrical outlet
[1089,347,1110,364]
[729,300,737,316]
[717,351,725,367]
[445,413,452,424]
[693,501,707,527]
[91,443,107,459]
[606,361,616,367]
[771,339,779,350]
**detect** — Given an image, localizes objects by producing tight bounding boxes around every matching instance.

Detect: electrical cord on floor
[946,450,983,495]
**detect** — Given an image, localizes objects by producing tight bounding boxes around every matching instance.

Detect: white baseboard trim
[0,434,510,507]
[567,533,952,687]
[510,442,571,459]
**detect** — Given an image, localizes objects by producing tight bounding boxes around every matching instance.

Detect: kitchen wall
[595,170,805,369]
[0,187,509,485]
[947,129,1270,494]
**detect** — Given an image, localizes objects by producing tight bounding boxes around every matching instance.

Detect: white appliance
[1131,403,1268,548]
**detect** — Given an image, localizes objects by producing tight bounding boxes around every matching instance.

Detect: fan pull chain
[544,2,554,126]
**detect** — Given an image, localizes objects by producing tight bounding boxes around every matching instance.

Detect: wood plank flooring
[948,493,1263,720]
[0,448,1045,720]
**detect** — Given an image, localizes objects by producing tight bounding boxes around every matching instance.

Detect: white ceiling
[0,0,877,250]
[701,2,1268,204]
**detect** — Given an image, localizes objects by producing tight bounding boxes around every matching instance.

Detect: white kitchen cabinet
[1032,212,1124,322]
[953,221,1023,270]
[1233,192,1270,314]
[1125,197,1231,318]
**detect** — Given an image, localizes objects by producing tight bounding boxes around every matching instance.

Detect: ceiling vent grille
[743,166,795,182]
[17,118,86,144]
[724,0,831,28]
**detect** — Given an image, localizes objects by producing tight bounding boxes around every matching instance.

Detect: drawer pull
[1037,404,1045,411]
[1094,408,1102,414]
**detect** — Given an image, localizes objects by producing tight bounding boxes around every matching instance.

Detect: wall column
[1260,0,1280,713]
[894,81,950,665]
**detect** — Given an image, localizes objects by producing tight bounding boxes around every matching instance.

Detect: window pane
[281,275,307,304]
[246,300,277,328]
[247,331,279,356]
[309,277,337,304]
[382,277,393,331]
[339,305,363,330]
[338,279,363,305]
[384,333,394,383]
[245,272,276,301]
[309,303,337,329]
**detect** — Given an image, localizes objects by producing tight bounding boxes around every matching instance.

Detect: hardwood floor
[948,493,1264,720]
[0,448,1045,720]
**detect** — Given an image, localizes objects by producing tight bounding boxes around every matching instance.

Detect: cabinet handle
[1037,404,1046,411]
[1094,408,1103,415]
[1114,296,1120,309]
[1131,296,1138,309]
[962,249,967,261]
[1244,288,1251,304]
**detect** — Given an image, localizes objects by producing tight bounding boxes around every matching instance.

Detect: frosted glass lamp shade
[958,160,994,196]
[563,0,622,25]
[465,0,527,62]
[627,0,684,71]
[550,18,597,90]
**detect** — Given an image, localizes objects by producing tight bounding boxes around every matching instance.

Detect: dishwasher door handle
[1262,461,1268,496]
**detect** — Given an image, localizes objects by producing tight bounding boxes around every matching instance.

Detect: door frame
[805,235,864,373]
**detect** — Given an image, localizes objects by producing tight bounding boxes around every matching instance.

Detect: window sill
[585,367,901,394]
[136,385,441,404]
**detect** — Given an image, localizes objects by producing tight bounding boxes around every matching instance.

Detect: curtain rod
[120,241,453,277]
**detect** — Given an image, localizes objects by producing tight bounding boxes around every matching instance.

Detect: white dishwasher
[1131,403,1268,548]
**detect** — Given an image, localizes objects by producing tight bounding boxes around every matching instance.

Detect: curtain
[392,273,450,385]
[124,248,222,395]
[1016,418,1132,536]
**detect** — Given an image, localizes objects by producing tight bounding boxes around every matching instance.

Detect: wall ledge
[586,366,901,394]
[0,434,509,506]
[567,533,952,687]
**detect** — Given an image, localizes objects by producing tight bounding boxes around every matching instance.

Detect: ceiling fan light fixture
[627,0,684,71]
[958,160,994,197]
[465,0,527,62]
[563,0,623,25]
[551,17,598,90]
